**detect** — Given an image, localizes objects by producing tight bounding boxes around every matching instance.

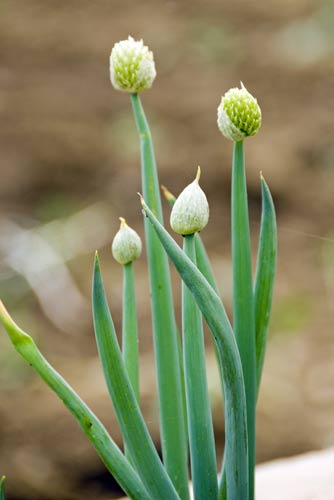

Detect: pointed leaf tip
[0,475,5,500]
[94,252,101,272]
[137,193,146,207]
[161,185,176,205]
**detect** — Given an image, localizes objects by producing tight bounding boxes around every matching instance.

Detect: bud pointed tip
[195,166,201,183]
[119,217,127,229]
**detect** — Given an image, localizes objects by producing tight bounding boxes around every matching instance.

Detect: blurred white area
[118,448,334,500]
[0,202,112,333]
[256,448,334,499]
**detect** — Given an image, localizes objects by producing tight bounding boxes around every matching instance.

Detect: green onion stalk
[170,168,218,499]
[217,83,276,499]
[112,217,142,459]
[109,35,189,499]
[141,194,249,500]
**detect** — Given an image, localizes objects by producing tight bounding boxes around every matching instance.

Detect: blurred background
[0,0,333,498]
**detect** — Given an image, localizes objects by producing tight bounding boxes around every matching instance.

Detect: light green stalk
[122,261,139,461]
[183,234,218,500]
[92,256,180,500]
[231,141,256,500]
[0,476,5,500]
[0,301,150,500]
[130,92,189,500]
[254,176,277,393]
[141,198,249,500]
[122,262,139,401]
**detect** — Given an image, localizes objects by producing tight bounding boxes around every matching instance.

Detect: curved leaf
[0,302,150,500]
[92,256,180,500]
[254,176,277,392]
[140,198,249,500]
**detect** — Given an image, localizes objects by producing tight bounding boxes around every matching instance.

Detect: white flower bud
[217,83,262,141]
[170,167,209,235]
[112,218,142,265]
[109,36,156,93]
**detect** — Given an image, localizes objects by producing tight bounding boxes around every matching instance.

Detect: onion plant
[0,36,277,500]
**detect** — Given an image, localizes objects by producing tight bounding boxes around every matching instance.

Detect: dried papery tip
[112,218,142,265]
[161,185,176,204]
[0,301,32,347]
[217,83,262,141]
[109,36,156,93]
[137,192,145,207]
[170,167,209,235]
[195,165,201,183]
[0,300,10,323]
[119,217,127,229]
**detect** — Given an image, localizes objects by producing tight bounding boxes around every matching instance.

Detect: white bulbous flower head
[170,167,209,236]
[217,83,262,141]
[109,36,156,93]
[112,218,142,265]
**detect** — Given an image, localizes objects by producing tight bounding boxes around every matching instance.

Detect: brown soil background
[0,1,333,499]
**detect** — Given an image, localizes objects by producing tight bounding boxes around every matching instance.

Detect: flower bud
[217,83,261,141]
[170,167,209,235]
[112,218,142,265]
[109,36,156,93]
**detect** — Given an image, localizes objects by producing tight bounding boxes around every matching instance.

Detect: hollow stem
[122,261,140,460]
[141,199,249,500]
[122,262,139,401]
[231,140,256,500]
[130,92,189,500]
[183,234,218,500]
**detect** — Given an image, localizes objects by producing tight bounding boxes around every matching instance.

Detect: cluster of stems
[0,39,277,500]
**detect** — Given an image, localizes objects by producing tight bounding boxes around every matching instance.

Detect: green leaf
[140,198,249,500]
[254,176,277,393]
[92,255,180,500]
[219,174,278,500]
[131,92,189,500]
[0,302,150,500]
[182,235,218,500]
[0,476,5,500]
